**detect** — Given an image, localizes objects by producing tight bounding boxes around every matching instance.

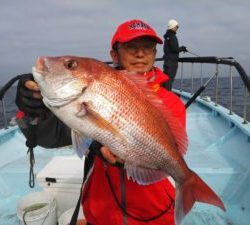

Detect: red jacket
[82,67,186,225]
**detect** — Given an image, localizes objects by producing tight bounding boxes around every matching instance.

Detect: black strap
[69,141,102,225]
[27,147,35,188]
[26,123,37,188]
[120,168,128,225]
[69,158,90,225]
[104,163,174,222]
[69,190,83,225]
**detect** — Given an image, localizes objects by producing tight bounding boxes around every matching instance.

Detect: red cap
[111,19,163,48]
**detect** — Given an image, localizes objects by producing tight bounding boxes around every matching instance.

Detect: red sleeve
[157,88,186,128]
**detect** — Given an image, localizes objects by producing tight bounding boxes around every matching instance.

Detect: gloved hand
[15,73,49,118]
[180,46,187,52]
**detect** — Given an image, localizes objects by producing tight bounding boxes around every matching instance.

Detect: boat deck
[0,93,250,225]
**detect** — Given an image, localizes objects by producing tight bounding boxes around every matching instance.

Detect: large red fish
[32,56,225,225]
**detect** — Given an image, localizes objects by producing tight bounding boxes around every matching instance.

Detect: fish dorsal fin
[121,70,188,155]
[71,129,91,158]
[125,162,168,185]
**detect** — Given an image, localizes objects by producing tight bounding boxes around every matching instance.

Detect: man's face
[110,37,157,74]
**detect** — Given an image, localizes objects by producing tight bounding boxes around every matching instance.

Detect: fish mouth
[32,67,44,83]
[32,67,85,108]
[42,90,83,109]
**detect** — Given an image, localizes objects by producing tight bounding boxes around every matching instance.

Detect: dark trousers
[163,60,178,91]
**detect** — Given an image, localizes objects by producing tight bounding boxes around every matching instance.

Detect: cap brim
[119,33,163,44]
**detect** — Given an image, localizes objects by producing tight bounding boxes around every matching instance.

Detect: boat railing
[0,75,22,129]
[153,56,250,124]
[108,56,250,123]
[174,56,249,123]
[1,56,249,129]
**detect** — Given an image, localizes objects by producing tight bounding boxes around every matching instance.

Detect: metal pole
[243,86,248,124]
[229,65,233,115]
[215,64,219,106]
[1,99,8,129]
[191,63,194,94]
[200,63,203,97]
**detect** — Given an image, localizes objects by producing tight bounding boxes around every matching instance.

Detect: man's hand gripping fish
[32,56,225,225]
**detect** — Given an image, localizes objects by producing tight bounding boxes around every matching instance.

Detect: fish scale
[86,79,173,169]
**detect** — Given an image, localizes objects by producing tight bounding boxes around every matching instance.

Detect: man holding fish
[15,19,224,225]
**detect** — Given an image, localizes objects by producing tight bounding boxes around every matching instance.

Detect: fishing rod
[187,49,234,60]
[181,49,242,108]
[186,50,200,57]
[185,71,217,109]
[182,49,215,109]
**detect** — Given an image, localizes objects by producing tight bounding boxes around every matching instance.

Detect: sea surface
[0,77,249,129]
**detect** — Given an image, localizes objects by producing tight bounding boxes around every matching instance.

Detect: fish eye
[65,59,78,70]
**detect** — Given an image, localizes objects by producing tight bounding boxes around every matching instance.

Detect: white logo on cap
[128,22,150,30]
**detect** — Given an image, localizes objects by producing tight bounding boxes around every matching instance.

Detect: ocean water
[174,77,250,121]
[0,77,249,129]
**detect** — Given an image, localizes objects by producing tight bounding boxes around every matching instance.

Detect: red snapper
[32,56,225,225]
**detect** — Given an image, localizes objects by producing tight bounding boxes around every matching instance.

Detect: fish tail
[175,171,225,225]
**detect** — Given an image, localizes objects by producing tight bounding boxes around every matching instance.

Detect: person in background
[163,19,187,91]
[15,19,186,225]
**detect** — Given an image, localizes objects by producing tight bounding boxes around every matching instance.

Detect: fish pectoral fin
[124,163,168,185]
[75,102,88,117]
[87,107,125,141]
[71,130,91,158]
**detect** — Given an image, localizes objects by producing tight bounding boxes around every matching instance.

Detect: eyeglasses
[118,42,156,55]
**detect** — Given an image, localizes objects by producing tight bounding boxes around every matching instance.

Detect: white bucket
[16,191,57,225]
[58,207,86,225]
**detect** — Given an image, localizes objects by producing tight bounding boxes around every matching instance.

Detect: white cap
[168,19,179,30]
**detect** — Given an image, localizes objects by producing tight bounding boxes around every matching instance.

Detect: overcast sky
[0,0,249,84]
